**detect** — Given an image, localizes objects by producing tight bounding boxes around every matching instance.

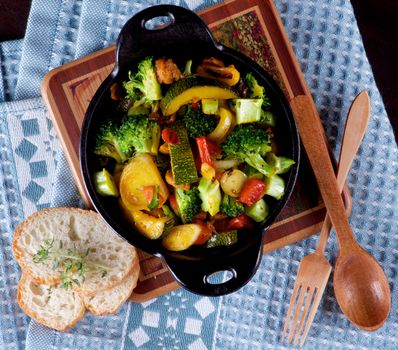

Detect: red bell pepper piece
[191,101,200,110]
[213,214,254,232]
[195,136,221,166]
[194,154,202,172]
[227,214,254,230]
[212,218,231,232]
[192,211,207,221]
[168,193,179,215]
[143,185,161,210]
[206,138,221,155]
[192,220,213,245]
[143,185,156,203]
[238,178,267,206]
[162,129,180,144]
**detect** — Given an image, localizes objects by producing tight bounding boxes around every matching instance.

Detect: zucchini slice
[206,231,238,248]
[168,120,198,185]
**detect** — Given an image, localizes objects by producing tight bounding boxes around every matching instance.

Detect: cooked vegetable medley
[93,56,295,251]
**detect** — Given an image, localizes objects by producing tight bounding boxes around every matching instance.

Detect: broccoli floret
[245,72,270,108]
[242,164,264,179]
[266,153,295,175]
[183,104,217,138]
[118,115,161,155]
[223,125,271,157]
[259,110,276,127]
[220,193,244,217]
[245,72,263,98]
[222,124,273,176]
[175,188,202,224]
[127,104,151,117]
[94,120,129,163]
[123,57,162,112]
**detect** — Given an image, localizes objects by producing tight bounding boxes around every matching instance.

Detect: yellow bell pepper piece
[163,86,237,116]
[200,163,216,180]
[208,107,235,143]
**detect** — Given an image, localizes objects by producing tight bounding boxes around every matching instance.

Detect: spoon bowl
[334,248,391,330]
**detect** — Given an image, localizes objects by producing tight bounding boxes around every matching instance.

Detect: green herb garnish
[32,239,109,289]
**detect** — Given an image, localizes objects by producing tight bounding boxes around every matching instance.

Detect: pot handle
[164,234,264,296]
[116,5,216,69]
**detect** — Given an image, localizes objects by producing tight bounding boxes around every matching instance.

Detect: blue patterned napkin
[0,39,23,101]
[1,0,398,349]
[15,0,82,100]
[0,97,58,350]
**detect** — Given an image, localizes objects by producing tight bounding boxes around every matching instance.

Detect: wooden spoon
[290,95,391,330]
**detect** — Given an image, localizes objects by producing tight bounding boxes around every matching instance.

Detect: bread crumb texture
[13,207,137,294]
[17,274,85,331]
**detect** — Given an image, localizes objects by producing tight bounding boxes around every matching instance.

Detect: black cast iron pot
[80,5,300,296]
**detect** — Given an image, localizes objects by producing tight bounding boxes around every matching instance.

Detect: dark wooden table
[2,1,398,142]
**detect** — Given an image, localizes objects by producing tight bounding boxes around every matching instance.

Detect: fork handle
[315,91,370,254]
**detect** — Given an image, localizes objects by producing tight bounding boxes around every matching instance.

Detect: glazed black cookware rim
[80,4,300,296]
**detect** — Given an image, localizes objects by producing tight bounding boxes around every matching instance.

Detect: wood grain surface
[290,95,391,331]
[41,0,351,302]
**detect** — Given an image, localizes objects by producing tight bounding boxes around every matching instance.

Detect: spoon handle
[290,95,356,253]
[316,91,370,254]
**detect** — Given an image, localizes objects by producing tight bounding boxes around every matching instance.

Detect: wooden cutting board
[41,0,351,302]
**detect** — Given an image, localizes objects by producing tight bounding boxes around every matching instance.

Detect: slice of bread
[17,260,140,330]
[17,273,85,331]
[13,207,138,296]
[83,259,140,315]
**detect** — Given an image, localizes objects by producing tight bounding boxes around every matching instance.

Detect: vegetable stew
[91,56,295,252]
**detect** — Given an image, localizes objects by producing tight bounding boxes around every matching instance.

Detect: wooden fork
[281,91,371,347]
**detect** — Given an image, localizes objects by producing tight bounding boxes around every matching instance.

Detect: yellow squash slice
[119,153,169,211]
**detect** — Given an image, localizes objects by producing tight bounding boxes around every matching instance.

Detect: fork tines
[281,283,323,347]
